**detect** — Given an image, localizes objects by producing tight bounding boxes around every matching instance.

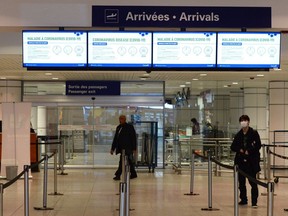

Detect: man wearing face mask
[230,115,261,208]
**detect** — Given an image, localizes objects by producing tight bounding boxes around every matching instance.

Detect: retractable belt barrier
[189,150,275,216]
[263,144,288,212]
[118,150,133,216]
[0,151,63,216]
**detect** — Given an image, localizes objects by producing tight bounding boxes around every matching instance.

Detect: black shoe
[239,200,248,205]
[113,176,120,181]
[130,174,137,179]
[252,204,258,208]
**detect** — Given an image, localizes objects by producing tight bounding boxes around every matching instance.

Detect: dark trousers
[238,170,258,205]
[115,154,137,177]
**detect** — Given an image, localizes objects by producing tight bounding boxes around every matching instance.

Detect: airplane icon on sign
[105,9,119,23]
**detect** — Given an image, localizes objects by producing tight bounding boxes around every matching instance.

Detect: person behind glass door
[230,115,261,208]
[110,115,137,180]
[191,118,200,135]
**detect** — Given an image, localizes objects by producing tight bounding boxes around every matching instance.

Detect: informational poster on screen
[23,31,87,67]
[217,32,281,68]
[88,31,152,67]
[153,32,216,68]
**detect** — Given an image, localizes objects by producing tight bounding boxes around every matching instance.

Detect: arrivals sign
[92,6,271,28]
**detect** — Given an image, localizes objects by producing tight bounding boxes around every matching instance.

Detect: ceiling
[1,28,288,97]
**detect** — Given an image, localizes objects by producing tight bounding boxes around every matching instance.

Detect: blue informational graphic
[153,32,216,68]
[88,31,152,68]
[217,32,281,69]
[23,30,87,67]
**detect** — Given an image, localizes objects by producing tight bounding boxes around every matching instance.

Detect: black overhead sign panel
[92,6,271,28]
[66,81,120,96]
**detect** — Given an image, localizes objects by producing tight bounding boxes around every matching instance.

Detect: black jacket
[111,122,137,155]
[230,127,261,173]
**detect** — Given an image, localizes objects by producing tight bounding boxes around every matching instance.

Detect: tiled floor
[2,167,288,216]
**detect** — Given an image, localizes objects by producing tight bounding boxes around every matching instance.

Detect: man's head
[119,115,126,125]
[191,118,197,124]
[239,115,250,129]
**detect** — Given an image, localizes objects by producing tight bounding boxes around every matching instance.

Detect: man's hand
[110,149,114,155]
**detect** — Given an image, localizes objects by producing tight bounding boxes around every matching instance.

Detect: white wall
[0,0,288,28]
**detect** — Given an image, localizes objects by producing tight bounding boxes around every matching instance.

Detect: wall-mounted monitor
[88,31,152,68]
[22,30,87,68]
[152,32,217,68]
[217,32,281,69]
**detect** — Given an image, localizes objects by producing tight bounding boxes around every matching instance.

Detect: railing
[184,150,275,216]
[0,150,63,216]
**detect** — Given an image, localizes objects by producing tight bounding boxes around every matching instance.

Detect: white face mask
[240,121,248,128]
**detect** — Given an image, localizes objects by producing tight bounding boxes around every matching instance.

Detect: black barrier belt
[193,151,234,170]
[37,141,62,145]
[269,149,288,160]
[237,168,268,188]
[262,143,288,148]
[193,150,207,160]
[193,150,268,188]
[3,152,56,189]
[210,157,234,170]
[3,169,26,188]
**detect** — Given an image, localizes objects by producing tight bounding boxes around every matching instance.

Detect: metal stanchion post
[184,152,199,196]
[67,136,71,159]
[201,150,219,211]
[49,151,63,196]
[216,143,220,177]
[262,146,273,196]
[262,145,267,180]
[119,182,127,216]
[126,164,130,216]
[121,150,126,183]
[233,165,239,216]
[34,154,53,210]
[267,146,271,182]
[267,182,274,216]
[60,142,68,175]
[0,183,3,216]
[24,165,29,216]
[117,153,127,206]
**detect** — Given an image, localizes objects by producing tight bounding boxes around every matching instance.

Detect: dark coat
[230,127,261,173]
[111,122,137,155]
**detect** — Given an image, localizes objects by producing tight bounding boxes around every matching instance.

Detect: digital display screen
[217,32,281,69]
[152,32,217,68]
[88,31,152,68]
[22,30,87,67]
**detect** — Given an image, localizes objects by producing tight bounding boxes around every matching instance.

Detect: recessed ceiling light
[200,73,207,76]
[257,74,264,77]
[45,73,52,76]
[185,82,191,84]
[192,78,198,81]
[141,73,150,77]
[52,77,59,80]
[0,77,6,80]
[224,85,228,88]
[232,82,238,85]
[140,78,147,80]
[180,84,185,87]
